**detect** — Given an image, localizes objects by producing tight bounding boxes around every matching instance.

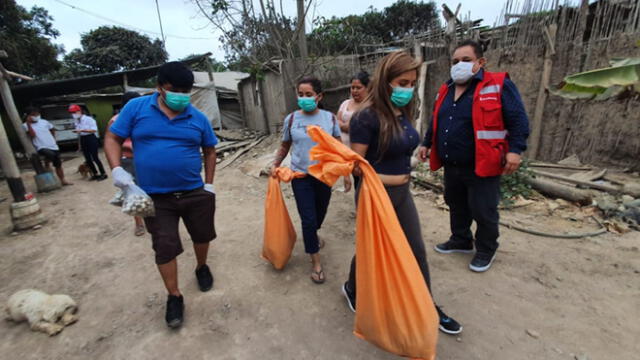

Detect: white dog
[5,289,78,336]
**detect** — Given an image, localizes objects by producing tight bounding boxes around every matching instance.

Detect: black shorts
[144,187,216,265]
[37,148,62,168]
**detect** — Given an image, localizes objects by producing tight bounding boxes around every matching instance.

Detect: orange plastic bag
[307,125,439,360]
[262,167,305,270]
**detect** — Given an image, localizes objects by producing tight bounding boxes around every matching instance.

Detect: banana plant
[552,58,640,100]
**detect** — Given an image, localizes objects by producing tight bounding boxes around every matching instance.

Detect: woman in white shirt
[69,104,107,181]
[337,71,370,146]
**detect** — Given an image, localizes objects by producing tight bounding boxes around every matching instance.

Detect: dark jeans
[291,175,332,254]
[347,182,431,295]
[80,134,106,176]
[444,165,501,255]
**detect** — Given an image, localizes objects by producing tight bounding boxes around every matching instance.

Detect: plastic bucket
[34,172,61,193]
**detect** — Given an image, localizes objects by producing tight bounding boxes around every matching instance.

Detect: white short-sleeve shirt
[75,115,99,137]
[22,119,59,151]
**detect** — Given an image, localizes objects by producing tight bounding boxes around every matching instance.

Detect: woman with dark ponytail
[271,76,352,284]
[341,51,463,335]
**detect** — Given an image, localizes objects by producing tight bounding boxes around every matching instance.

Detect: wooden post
[122,73,128,91]
[415,60,431,137]
[0,113,27,202]
[0,62,44,174]
[204,58,222,129]
[528,24,557,160]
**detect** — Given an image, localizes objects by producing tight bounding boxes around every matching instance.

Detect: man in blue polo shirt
[104,61,218,329]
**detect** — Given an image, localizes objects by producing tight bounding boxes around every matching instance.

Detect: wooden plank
[528,23,557,160]
[525,177,593,205]
[532,169,621,194]
[219,136,267,170]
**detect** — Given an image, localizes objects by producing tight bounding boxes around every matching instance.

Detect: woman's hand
[352,161,363,177]
[343,176,352,193]
[269,165,278,178]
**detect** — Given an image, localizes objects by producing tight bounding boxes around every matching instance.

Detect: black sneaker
[97,174,108,181]
[341,282,356,313]
[89,175,99,181]
[434,239,474,254]
[195,264,214,292]
[469,252,497,272]
[436,306,462,335]
[165,294,184,328]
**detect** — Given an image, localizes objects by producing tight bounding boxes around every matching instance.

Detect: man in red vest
[418,40,530,272]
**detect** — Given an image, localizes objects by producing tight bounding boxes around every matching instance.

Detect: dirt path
[1,150,639,360]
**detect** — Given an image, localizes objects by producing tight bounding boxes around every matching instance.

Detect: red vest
[429,71,509,177]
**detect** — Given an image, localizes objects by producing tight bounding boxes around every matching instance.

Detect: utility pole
[296,0,308,65]
[0,53,44,174]
[155,0,167,52]
[0,113,27,202]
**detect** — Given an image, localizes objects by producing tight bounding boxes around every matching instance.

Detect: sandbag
[307,125,438,360]
[262,167,305,270]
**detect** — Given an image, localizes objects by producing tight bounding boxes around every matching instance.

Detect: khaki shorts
[144,187,216,265]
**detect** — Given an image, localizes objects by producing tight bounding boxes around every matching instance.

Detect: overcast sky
[17,0,508,61]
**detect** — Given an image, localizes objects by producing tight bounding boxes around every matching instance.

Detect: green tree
[63,26,167,76]
[181,54,227,72]
[0,0,62,79]
[308,1,440,56]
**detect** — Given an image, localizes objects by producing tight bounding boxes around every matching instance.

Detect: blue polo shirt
[110,93,218,194]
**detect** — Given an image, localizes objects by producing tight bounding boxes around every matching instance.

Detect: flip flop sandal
[134,225,146,237]
[310,269,325,284]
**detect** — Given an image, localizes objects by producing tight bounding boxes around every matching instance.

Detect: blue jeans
[291,176,332,254]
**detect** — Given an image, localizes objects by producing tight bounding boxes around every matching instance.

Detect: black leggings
[80,134,106,176]
[347,182,431,294]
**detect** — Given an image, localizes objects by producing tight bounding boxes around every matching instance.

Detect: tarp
[306,125,439,360]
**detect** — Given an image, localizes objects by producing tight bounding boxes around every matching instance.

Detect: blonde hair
[362,51,421,157]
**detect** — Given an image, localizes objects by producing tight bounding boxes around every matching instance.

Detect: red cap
[68,104,81,113]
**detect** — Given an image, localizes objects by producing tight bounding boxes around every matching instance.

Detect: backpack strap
[286,111,295,139]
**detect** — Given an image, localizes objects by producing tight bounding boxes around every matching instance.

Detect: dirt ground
[1,147,639,360]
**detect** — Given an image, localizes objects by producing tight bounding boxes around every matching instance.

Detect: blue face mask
[163,90,191,112]
[298,97,318,112]
[390,85,414,107]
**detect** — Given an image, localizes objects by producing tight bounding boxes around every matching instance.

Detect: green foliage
[0,0,62,79]
[308,0,440,56]
[413,159,534,207]
[181,55,227,72]
[552,57,640,100]
[61,26,168,77]
[500,159,534,206]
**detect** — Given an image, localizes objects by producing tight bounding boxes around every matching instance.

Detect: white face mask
[450,61,476,84]
[72,113,81,120]
[31,116,41,122]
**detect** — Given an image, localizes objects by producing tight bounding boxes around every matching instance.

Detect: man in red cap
[69,104,107,180]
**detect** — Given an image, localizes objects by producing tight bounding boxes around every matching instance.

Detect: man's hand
[112,166,133,188]
[417,146,430,163]
[204,183,215,194]
[343,176,352,193]
[502,152,522,175]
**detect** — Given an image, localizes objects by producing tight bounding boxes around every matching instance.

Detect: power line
[52,0,213,40]
[154,0,167,47]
